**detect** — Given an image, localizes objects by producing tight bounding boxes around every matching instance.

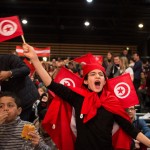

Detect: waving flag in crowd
[94,55,103,65]
[74,53,103,65]
[0,16,23,42]
[73,53,97,64]
[42,66,83,150]
[107,73,139,108]
[16,45,50,57]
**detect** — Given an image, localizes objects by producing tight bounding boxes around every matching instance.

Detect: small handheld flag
[0,16,23,42]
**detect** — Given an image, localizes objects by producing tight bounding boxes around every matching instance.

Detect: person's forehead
[0,96,15,103]
[89,69,103,73]
[114,57,119,59]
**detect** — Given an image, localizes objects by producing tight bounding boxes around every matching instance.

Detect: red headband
[82,63,106,77]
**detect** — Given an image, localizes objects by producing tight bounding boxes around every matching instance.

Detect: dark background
[1,0,150,56]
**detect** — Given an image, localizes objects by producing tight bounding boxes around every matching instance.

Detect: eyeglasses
[125,107,135,112]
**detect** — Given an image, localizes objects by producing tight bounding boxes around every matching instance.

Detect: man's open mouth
[95,81,100,86]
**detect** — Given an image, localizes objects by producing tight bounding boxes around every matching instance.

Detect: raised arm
[22,43,52,86]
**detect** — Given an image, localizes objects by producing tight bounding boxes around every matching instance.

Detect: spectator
[133,52,143,91]
[37,83,48,96]
[103,51,114,77]
[107,54,121,78]
[126,105,150,150]
[23,43,150,150]
[0,91,51,150]
[32,84,48,121]
[119,56,134,81]
[120,48,131,61]
[129,58,135,69]
[37,93,49,114]
[34,109,58,150]
[137,72,147,112]
[145,70,150,109]
[0,54,39,121]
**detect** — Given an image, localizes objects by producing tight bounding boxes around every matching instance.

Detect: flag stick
[21,35,26,43]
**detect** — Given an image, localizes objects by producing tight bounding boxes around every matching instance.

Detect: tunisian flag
[0,16,23,42]
[107,73,139,108]
[94,55,103,65]
[42,67,83,150]
[73,53,97,64]
[16,45,50,57]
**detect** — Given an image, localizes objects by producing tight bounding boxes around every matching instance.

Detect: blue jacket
[133,116,150,138]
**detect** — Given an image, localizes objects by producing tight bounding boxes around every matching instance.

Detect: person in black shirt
[23,43,150,150]
[0,54,39,121]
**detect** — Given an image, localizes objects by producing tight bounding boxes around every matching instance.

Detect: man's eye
[8,104,14,107]
[89,73,95,76]
[98,73,104,76]
[91,73,95,76]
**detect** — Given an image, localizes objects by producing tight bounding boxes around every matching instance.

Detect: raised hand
[22,43,38,61]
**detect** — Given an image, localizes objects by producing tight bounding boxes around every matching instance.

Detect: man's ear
[84,80,88,85]
[17,107,22,116]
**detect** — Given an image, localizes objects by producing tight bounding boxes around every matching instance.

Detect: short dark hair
[0,91,22,108]
[133,51,140,57]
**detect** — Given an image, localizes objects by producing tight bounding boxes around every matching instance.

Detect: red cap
[82,63,106,77]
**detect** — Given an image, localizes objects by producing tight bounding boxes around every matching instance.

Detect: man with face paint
[22,43,150,150]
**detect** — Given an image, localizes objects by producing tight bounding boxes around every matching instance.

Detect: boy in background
[0,92,51,150]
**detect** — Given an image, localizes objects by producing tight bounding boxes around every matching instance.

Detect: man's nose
[95,73,100,78]
[3,106,8,111]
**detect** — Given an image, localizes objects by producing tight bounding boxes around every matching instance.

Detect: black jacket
[47,81,139,150]
[0,54,39,110]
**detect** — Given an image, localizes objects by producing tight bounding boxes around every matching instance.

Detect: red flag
[42,67,83,150]
[54,66,83,87]
[107,73,139,108]
[23,58,35,77]
[73,53,97,64]
[16,45,50,57]
[94,55,103,64]
[0,16,23,42]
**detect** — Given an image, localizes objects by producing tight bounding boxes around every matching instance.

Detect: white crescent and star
[60,78,75,87]
[0,20,17,36]
[114,82,130,99]
[81,62,86,65]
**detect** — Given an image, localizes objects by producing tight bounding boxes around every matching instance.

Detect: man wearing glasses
[126,106,150,150]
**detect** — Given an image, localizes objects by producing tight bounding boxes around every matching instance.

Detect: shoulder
[20,120,33,125]
[125,67,134,74]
